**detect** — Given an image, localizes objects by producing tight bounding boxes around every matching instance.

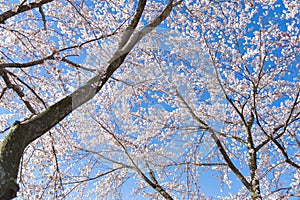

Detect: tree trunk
[0,0,177,197]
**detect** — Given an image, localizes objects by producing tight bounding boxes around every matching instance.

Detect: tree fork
[0,0,180,198]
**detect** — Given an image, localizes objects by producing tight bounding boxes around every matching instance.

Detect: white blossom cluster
[0,0,299,199]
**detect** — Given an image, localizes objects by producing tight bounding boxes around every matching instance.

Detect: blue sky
[1,0,299,199]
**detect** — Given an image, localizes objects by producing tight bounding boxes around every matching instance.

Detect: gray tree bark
[0,0,180,198]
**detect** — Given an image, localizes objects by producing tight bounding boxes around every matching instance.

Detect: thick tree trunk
[0,0,177,198]
[0,54,126,199]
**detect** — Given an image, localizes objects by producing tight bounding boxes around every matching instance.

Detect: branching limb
[118,0,147,49]
[255,90,300,169]
[0,0,179,198]
[90,116,174,200]
[0,0,54,24]
[174,88,252,193]
[0,68,37,114]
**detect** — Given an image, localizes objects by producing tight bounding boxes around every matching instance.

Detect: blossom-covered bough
[0,0,181,198]
[0,0,299,199]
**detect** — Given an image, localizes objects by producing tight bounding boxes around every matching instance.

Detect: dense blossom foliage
[0,0,299,199]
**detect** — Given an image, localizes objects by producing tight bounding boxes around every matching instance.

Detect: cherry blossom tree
[0,0,299,199]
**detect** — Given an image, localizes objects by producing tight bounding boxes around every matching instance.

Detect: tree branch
[0,0,179,198]
[0,0,54,24]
